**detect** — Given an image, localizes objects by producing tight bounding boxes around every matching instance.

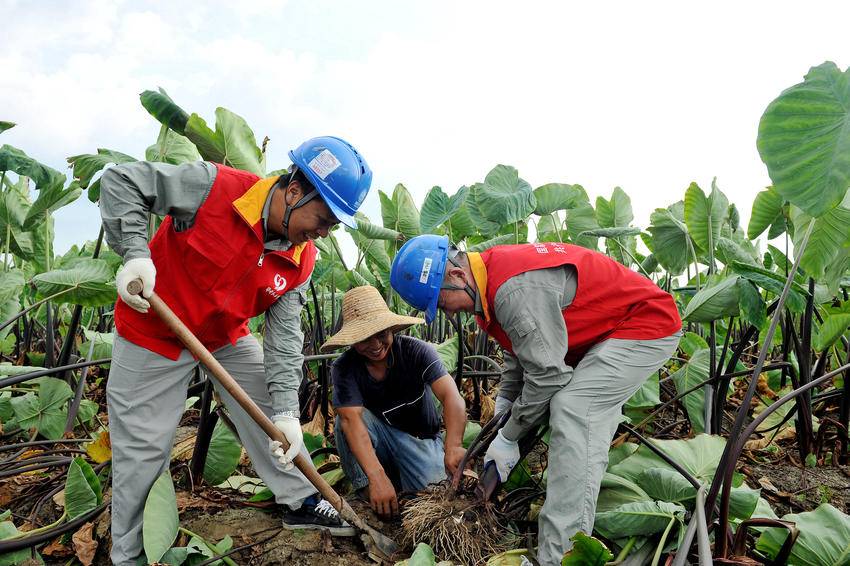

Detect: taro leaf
[0,519,36,566]
[684,179,729,254]
[32,259,116,307]
[561,532,614,566]
[353,212,401,241]
[146,124,201,165]
[679,331,709,357]
[813,313,850,352]
[467,234,515,252]
[536,213,568,243]
[184,113,226,164]
[486,549,535,565]
[0,122,14,134]
[669,348,710,433]
[85,429,112,464]
[140,88,189,135]
[564,203,600,250]
[0,364,47,377]
[748,186,784,240]
[66,149,137,189]
[159,547,190,565]
[607,443,639,469]
[647,202,691,275]
[729,485,760,521]
[730,261,808,313]
[636,467,695,504]
[380,184,421,238]
[467,165,536,231]
[595,472,651,513]
[756,503,850,566]
[11,377,73,439]
[577,227,641,239]
[213,107,264,176]
[608,434,726,485]
[143,471,179,564]
[594,500,685,538]
[346,222,392,277]
[533,183,586,216]
[0,144,65,189]
[716,236,759,267]
[447,201,477,241]
[757,62,850,218]
[24,180,82,230]
[81,330,114,360]
[595,186,633,228]
[202,419,242,486]
[0,269,24,305]
[789,198,850,280]
[435,334,458,374]
[400,543,436,566]
[217,475,265,494]
[420,186,467,233]
[737,278,767,330]
[65,457,102,519]
[682,275,740,322]
[462,421,481,449]
[624,372,660,422]
[321,467,346,487]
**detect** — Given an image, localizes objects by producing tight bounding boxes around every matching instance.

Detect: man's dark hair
[287,168,316,195]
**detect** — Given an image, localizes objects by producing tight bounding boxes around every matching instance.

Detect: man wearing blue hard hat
[100,137,371,565]
[390,234,681,565]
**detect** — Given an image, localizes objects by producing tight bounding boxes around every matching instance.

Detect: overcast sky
[2,0,849,260]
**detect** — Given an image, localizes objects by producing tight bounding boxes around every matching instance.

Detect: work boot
[282,495,356,536]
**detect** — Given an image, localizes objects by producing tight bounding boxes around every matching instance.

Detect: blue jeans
[335,409,446,492]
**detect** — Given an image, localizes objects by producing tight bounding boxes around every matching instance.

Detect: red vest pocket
[184,225,238,290]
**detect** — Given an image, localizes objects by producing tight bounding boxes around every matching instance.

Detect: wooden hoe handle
[125,279,397,559]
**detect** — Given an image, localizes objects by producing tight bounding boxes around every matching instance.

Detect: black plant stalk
[841,341,850,464]
[190,373,217,487]
[309,281,329,433]
[0,358,111,388]
[63,338,98,435]
[44,303,54,368]
[796,277,817,459]
[716,361,850,557]
[710,220,814,557]
[705,320,717,434]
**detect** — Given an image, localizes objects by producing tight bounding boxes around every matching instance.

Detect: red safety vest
[473,243,681,365]
[115,164,317,360]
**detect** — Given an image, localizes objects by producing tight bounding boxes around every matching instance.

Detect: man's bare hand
[444,445,467,477]
[367,470,399,518]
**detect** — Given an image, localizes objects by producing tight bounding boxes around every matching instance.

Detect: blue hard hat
[390,235,449,324]
[289,136,372,228]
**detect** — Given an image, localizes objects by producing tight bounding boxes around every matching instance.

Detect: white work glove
[484,429,520,482]
[494,395,513,416]
[115,257,156,313]
[270,415,303,471]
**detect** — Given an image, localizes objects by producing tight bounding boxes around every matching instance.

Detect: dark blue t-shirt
[331,335,448,439]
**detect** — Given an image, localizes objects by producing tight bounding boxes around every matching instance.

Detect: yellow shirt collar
[466,252,491,323]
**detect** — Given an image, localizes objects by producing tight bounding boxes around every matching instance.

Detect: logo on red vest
[265,273,288,298]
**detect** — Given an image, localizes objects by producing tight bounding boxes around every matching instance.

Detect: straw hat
[320,286,424,352]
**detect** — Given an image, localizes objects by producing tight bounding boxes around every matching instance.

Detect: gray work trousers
[536,333,680,566]
[106,333,315,566]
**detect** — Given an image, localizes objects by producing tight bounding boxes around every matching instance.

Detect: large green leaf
[467,234,515,252]
[730,262,808,313]
[682,275,740,322]
[647,202,691,275]
[716,235,760,267]
[0,269,24,305]
[64,457,102,519]
[684,179,729,254]
[0,144,65,189]
[670,348,710,433]
[0,122,15,134]
[594,500,685,538]
[447,202,477,241]
[380,184,421,238]
[396,543,437,566]
[596,472,651,513]
[24,180,82,230]
[353,212,401,241]
[813,313,850,352]
[203,419,242,486]
[140,88,190,134]
[32,258,116,307]
[467,165,536,230]
[10,377,73,439]
[420,186,467,233]
[213,107,264,176]
[66,148,137,188]
[789,197,850,280]
[609,434,726,485]
[145,125,201,165]
[737,278,767,330]
[563,203,599,250]
[143,471,179,564]
[81,329,114,361]
[757,61,850,217]
[748,186,784,240]
[577,227,641,239]
[757,504,850,566]
[561,532,614,566]
[533,183,586,216]
[435,334,458,374]
[184,113,226,163]
[637,467,695,504]
[595,186,633,228]
[0,519,40,566]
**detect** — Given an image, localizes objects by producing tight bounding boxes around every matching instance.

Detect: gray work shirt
[488,265,578,441]
[100,161,307,415]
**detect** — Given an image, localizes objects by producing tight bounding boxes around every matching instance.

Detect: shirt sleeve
[99,161,216,261]
[494,266,576,441]
[331,356,365,408]
[263,279,309,415]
